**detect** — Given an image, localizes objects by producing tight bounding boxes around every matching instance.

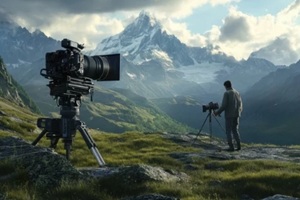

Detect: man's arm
[215,92,227,115]
[237,93,243,114]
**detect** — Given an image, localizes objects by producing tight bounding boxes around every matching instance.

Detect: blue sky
[184,0,295,34]
[182,4,229,34]
[1,0,300,65]
[237,0,294,15]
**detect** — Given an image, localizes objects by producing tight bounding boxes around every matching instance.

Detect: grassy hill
[1,98,300,200]
[24,82,193,133]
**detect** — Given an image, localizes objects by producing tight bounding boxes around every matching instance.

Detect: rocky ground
[164,133,300,163]
[0,135,300,200]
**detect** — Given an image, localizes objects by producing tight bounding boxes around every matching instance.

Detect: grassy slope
[0,99,300,200]
[25,83,193,133]
[82,87,193,133]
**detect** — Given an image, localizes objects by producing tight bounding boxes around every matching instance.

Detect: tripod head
[36,76,91,143]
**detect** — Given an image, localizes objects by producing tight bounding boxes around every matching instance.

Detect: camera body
[41,38,120,81]
[45,49,84,79]
[40,38,120,98]
[202,102,219,112]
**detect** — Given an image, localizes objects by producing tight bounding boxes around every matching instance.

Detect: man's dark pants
[225,117,241,149]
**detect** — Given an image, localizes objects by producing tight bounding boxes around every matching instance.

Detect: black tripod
[32,95,105,167]
[193,109,225,144]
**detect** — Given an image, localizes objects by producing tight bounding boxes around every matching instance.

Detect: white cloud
[152,0,300,65]
[3,0,299,65]
[160,18,207,47]
[1,0,237,52]
[15,13,125,50]
[145,0,239,19]
[194,3,300,64]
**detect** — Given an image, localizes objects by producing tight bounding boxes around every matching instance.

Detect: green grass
[186,159,300,199]
[2,129,300,200]
[1,99,300,199]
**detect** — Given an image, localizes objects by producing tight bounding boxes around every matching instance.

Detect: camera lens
[83,54,120,81]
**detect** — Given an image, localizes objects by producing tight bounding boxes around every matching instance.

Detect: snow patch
[151,49,171,62]
[176,62,229,84]
[127,72,137,80]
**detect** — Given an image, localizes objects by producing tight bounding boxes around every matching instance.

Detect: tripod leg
[76,122,105,167]
[50,137,60,149]
[209,113,212,142]
[192,112,211,144]
[32,130,47,146]
[212,115,227,144]
[212,115,226,132]
[64,142,72,160]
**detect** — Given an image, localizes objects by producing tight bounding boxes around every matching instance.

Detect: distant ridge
[0,56,40,113]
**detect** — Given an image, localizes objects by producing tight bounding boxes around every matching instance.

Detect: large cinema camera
[40,38,120,98]
[32,38,120,167]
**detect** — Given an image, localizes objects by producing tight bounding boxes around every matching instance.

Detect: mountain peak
[137,11,160,27]
[250,37,298,66]
[92,10,194,66]
[123,11,161,37]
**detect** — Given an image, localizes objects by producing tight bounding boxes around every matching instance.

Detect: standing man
[214,80,243,151]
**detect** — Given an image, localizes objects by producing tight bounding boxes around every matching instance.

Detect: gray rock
[121,193,179,200]
[116,164,189,184]
[262,194,299,200]
[80,164,189,184]
[167,133,300,164]
[0,193,6,200]
[0,136,81,189]
[241,194,254,200]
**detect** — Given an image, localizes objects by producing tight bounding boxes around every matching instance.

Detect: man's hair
[224,80,232,88]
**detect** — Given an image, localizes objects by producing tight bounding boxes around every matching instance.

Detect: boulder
[117,164,189,184]
[0,136,81,189]
[262,194,299,200]
[121,193,179,200]
[81,164,189,184]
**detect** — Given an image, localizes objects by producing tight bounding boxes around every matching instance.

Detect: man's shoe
[226,148,234,152]
[236,143,241,151]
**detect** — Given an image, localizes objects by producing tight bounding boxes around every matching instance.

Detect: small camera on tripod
[202,102,219,112]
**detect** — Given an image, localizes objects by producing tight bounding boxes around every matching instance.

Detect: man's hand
[213,111,221,117]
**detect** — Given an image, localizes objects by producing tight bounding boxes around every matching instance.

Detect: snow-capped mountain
[93,11,194,68]
[0,12,295,139]
[91,11,280,97]
[0,21,60,73]
[250,37,299,66]
[0,11,282,99]
[0,21,61,87]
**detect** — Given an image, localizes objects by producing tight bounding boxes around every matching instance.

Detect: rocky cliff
[0,56,39,113]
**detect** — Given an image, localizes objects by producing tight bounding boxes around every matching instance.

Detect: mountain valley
[0,9,300,200]
[0,11,298,145]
